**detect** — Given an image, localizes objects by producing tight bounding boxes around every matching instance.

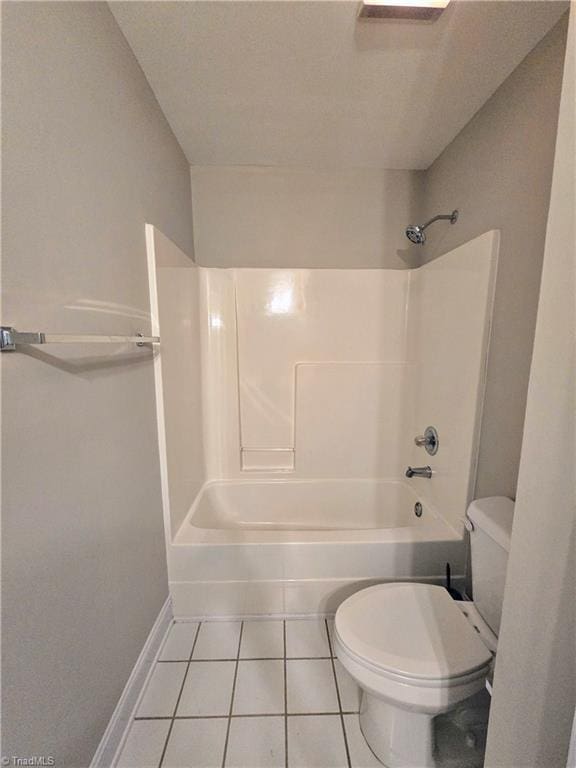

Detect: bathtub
[170,479,465,618]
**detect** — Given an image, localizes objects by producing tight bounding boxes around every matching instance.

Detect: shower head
[405,210,458,245]
[406,224,426,245]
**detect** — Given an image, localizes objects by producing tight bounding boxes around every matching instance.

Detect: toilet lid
[335,583,492,681]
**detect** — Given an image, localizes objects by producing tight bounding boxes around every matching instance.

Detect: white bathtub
[170,479,465,618]
[189,479,424,532]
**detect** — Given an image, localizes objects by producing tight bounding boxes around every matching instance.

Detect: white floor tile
[226,716,285,768]
[136,663,187,718]
[334,660,361,713]
[159,622,200,661]
[286,659,339,714]
[233,660,285,715]
[240,620,284,659]
[177,661,236,716]
[288,715,348,767]
[163,718,228,768]
[343,715,382,768]
[116,719,170,768]
[193,621,242,660]
[286,619,330,658]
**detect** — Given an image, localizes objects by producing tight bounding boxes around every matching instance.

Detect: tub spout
[405,466,432,479]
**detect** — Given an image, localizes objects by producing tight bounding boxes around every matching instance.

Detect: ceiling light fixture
[358,0,450,22]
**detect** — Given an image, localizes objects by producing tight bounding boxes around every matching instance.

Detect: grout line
[158,655,332,663]
[136,715,225,721]
[190,712,284,719]
[326,620,336,658]
[285,711,342,718]
[157,657,246,663]
[283,620,288,768]
[157,621,202,768]
[174,615,337,624]
[136,711,353,722]
[136,713,285,721]
[325,619,352,768]
[286,655,333,661]
[134,717,174,721]
[221,621,244,768]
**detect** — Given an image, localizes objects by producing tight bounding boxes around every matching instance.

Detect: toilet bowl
[334,583,494,768]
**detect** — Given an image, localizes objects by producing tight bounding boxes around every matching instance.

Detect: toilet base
[359,692,436,768]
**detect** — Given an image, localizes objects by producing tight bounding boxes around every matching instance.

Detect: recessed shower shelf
[0,326,160,351]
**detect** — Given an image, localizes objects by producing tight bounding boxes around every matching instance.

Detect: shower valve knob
[414,426,439,456]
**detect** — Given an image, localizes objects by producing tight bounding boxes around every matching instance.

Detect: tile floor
[116,618,382,768]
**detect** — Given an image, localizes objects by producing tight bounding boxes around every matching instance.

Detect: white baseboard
[90,596,173,768]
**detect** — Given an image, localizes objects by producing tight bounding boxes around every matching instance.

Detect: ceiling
[111,1,566,169]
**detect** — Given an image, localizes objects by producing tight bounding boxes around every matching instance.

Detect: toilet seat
[335,583,492,685]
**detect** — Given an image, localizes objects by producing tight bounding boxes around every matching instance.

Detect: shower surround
[147,227,499,617]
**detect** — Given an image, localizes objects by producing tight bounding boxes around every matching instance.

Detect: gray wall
[420,16,568,500]
[190,166,424,269]
[1,3,193,766]
[485,7,575,763]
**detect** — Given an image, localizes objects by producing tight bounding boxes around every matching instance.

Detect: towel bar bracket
[1,327,41,350]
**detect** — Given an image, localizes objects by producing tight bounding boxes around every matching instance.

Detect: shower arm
[420,211,458,232]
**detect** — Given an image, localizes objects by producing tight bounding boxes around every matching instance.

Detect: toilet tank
[468,496,515,636]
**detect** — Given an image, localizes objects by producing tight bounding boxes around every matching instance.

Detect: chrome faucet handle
[413,426,439,456]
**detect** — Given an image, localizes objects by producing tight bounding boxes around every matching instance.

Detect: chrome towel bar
[0,326,159,351]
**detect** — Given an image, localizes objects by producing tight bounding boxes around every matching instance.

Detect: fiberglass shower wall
[147,225,206,542]
[200,267,410,479]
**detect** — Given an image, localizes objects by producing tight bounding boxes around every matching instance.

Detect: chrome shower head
[405,210,458,245]
[405,224,426,245]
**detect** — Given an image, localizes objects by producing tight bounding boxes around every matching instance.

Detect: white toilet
[334,496,515,768]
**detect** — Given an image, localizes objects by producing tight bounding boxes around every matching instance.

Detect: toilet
[334,496,515,768]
